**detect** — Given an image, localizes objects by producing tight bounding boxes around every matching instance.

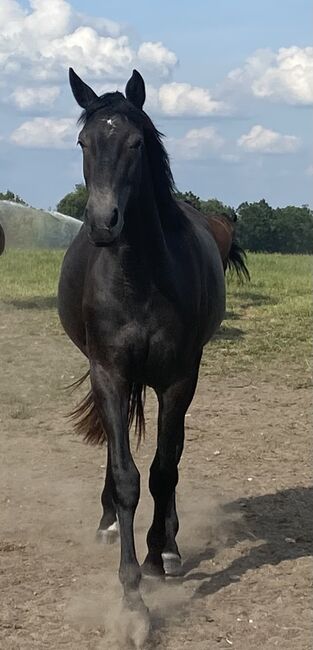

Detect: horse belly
[58,231,88,355]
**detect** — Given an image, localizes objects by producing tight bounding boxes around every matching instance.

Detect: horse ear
[125,69,146,109]
[69,68,98,109]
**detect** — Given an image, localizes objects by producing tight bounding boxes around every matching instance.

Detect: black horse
[58,68,248,619]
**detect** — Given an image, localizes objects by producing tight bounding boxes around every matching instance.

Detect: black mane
[78,92,180,220]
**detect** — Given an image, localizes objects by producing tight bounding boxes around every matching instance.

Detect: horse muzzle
[86,217,124,247]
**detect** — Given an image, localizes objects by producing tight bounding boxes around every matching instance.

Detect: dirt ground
[0,298,312,650]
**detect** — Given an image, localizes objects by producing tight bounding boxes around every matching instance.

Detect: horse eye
[77,140,86,149]
[129,138,142,150]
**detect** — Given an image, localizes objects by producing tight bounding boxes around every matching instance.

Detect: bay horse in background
[187,206,248,278]
[58,68,249,622]
[0,224,5,256]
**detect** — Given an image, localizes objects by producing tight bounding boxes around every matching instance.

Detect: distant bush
[56,184,88,220]
[0,189,27,205]
[236,200,313,254]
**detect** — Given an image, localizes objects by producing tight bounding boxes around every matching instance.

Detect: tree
[175,192,234,217]
[272,205,313,253]
[236,199,313,253]
[0,189,27,205]
[56,184,88,220]
[200,198,233,217]
[175,190,201,211]
[236,199,274,252]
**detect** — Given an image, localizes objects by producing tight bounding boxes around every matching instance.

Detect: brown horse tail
[70,386,106,444]
[68,372,146,447]
[226,239,250,282]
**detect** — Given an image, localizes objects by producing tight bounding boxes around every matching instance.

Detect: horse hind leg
[96,452,120,544]
[162,491,183,576]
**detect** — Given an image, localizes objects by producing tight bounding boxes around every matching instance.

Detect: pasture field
[1,249,311,369]
[0,250,311,649]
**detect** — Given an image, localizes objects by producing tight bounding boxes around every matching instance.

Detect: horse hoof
[141,561,165,581]
[123,594,151,648]
[161,552,183,577]
[96,520,119,544]
[129,608,151,649]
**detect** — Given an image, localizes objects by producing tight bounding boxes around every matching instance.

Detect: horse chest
[85,286,189,384]
[128,313,187,386]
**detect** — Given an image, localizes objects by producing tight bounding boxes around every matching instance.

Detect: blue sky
[1,0,312,209]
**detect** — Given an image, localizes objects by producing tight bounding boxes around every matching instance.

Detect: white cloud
[42,28,134,81]
[137,42,177,78]
[10,85,60,109]
[0,0,177,90]
[74,14,121,38]
[169,126,224,160]
[11,117,76,148]
[238,125,301,154]
[228,46,313,105]
[146,82,226,117]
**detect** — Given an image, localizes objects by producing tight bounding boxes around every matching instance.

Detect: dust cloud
[65,488,241,648]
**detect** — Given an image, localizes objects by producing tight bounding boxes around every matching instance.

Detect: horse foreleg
[142,363,200,578]
[90,361,143,601]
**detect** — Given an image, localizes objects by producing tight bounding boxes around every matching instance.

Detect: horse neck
[124,158,170,262]
[122,162,184,305]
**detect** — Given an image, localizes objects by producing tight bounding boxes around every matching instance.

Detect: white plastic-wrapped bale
[0,201,82,249]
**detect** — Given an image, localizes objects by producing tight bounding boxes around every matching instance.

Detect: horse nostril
[110,208,119,229]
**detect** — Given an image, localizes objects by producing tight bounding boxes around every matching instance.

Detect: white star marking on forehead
[100,117,117,135]
[101,117,116,128]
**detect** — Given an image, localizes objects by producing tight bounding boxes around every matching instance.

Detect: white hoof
[96,520,120,545]
[161,552,183,577]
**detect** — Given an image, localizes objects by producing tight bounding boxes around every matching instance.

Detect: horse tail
[70,386,106,444]
[128,383,146,450]
[225,239,250,282]
[68,372,146,447]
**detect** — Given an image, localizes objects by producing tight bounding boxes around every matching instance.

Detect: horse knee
[119,562,142,591]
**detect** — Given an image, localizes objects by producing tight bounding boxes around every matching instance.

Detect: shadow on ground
[181,485,313,598]
[213,325,244,341]
[238,291,278,308]
[146,486,312,642]
[224,310,241,320]
[5,296,57,310]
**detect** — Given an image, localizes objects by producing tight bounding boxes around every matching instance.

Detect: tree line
[0,189,27,205]
[1,185,312,254]
[176,192,313,254]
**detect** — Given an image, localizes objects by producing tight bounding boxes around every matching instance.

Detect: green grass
[0,249,311,373]
[207,252,312,372]
[0,249,64,300]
